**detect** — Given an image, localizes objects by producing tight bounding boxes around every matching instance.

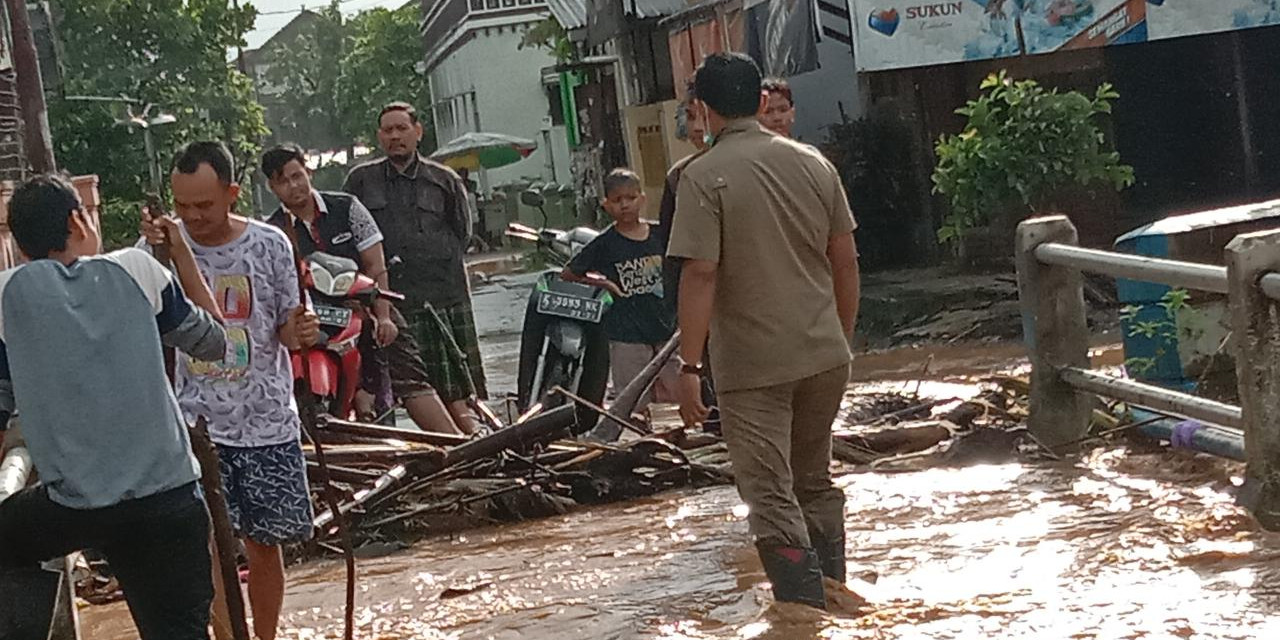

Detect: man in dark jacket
[344,103,488,429]
[262,144,462,434]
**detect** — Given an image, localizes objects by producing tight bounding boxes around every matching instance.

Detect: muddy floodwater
[79,341,1280,639]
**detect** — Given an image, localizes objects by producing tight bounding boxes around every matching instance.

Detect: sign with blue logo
[853,0,1280,71]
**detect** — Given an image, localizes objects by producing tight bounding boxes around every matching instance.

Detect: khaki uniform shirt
[668,119,856,392]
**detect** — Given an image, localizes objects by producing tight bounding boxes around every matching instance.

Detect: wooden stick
[189,419,250,640]
[553,386,649,438]
[320,417,471,447]
[316,405,581,528]
[314,463,408,532]
[305,462,383,485]
[441,403,577,468]
[361,480,531,529]
[587,332,680,441]
[281,215,356,640]
[144,194,178,384]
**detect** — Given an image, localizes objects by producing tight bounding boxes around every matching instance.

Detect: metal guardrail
[1033,244,1231,294]
[1016,215,1280,532]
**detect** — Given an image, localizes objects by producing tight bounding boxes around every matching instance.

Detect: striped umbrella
[430,132,538,171]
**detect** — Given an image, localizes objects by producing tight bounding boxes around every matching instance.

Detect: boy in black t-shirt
[564,169,677,420]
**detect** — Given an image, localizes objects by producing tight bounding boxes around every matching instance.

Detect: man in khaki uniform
[668,52,861,609]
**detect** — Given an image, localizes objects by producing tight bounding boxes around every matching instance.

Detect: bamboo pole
[3,0,55,173]
[281,215,356,640]
[189,418,250,640]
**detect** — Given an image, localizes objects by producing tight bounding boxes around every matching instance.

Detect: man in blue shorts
[143,141,321,640]
[0,174,227,639]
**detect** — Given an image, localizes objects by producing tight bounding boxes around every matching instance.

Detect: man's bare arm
[360,243,394,321]
[142,216,223,323]
[678,259,718,365]
[827,232,861,339]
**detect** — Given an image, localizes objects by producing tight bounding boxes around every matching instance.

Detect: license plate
[315,304,353,328]
[537,292,605,323]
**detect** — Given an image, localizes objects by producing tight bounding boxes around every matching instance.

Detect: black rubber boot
[810,530,847,583]
[757,544,827,609]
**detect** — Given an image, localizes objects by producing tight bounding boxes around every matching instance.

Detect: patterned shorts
[217,440,314,546]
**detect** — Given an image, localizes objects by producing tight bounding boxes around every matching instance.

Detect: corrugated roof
[629,0,692,18]
[550,0,690,32]
[547,0,588,30]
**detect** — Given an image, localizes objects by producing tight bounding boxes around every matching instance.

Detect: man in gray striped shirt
[0,174,226,640]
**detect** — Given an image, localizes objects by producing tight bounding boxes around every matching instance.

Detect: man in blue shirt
[0,174,227,639]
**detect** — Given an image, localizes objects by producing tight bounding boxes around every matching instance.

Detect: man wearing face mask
[656,81,710,254]
[669,53,861,609]
[655,81,719,429]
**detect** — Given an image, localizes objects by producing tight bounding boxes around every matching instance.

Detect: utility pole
[5,0,55,174]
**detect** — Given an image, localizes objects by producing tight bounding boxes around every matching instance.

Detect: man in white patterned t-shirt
[142,141,321,640]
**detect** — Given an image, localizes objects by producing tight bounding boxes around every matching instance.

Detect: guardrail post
[1225,230,1280,531]
[1015,215,1093,449]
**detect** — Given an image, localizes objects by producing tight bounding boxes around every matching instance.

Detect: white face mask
[703,133,715,147]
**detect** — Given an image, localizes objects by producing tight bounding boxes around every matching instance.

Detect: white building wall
[428,25,572,187]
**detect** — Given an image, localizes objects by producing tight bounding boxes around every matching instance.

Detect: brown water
[78,341,1280,639]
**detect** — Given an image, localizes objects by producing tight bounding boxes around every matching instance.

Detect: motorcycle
[292,251,403,421]
[508,189,612,432]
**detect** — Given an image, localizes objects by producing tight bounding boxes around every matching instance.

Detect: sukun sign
[852,0,1280,72]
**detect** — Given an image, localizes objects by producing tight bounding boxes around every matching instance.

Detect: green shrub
[933,71,1135,244]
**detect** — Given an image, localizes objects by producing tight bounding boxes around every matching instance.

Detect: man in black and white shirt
[262,144,461,434]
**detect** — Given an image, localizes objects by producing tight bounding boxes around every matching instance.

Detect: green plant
[932,71,1135,244]
[520,18,577,64]
[50,0,267,204]
[1121,288,1199,377]
[338,4,435,149]
[98,198,143,252]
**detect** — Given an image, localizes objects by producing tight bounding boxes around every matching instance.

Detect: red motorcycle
[292,252,402,420]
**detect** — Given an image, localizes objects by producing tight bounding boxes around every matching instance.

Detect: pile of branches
[301,405,734,552]
[831,374,1130,472]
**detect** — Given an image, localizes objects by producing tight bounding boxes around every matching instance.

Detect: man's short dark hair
[603,168,641,197]
[174,141,235,184]
[379,102,419,125]
[694,53,762,119]
[9,174,81,260]
[762,77,794,106]
[261,143,307,180]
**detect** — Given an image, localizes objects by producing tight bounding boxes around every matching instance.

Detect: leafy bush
[99,198,143,252]
[932,71,1135,244]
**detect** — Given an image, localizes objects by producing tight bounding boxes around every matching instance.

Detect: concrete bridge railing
[1017,215,1280,531]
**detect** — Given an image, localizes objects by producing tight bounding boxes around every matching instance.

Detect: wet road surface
[75,312,1280,639]
[79,411,1280,638]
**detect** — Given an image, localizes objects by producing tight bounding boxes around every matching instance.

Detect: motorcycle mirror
[520,189,545,208]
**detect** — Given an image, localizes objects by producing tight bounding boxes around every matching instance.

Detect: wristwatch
[679,358,704,376]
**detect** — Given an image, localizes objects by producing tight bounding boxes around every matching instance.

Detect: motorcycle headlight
[330,272,356,297]
[309,262,357,297]
[310,263,334,296]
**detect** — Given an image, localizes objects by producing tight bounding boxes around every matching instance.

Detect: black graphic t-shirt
[567,225,676,344]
